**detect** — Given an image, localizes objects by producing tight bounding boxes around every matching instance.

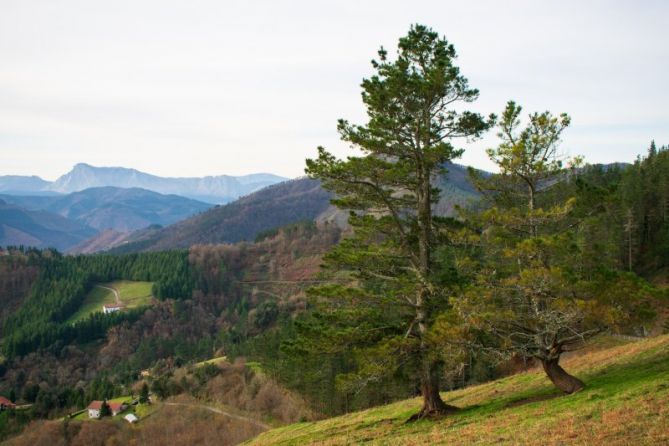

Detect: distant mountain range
[0,163,288,204]
[0,187,213,232]
[77,163,482,254]
[100,177,333,253]
[0,198,97,251]
[0,162,483,253]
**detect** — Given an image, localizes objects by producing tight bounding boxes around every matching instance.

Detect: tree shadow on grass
[505,392,563,408]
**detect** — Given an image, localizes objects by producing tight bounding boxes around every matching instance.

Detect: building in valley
[103,304,123,314]
[87,400,128,418]
[0,396,15,411]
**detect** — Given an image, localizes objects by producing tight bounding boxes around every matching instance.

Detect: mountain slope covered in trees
[105,178,334,253]
[1,187,213,232]
[97,163,481,254]
[0,199,97,250]
[0,222,339,442]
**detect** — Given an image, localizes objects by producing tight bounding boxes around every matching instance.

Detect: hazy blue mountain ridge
[0,163,288,204]
[0,199,97,251]
[103,163,484,254]
[0,187,213,232]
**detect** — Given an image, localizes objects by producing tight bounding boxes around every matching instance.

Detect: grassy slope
[67,280,153,323]
[114,280,153,307]
[246,335,669,446]
[195,356,228,367]
[66,286,116,323]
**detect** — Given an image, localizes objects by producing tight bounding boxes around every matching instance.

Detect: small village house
[87,400,128,418]
[0,396,16,411]
[103,304,123,314]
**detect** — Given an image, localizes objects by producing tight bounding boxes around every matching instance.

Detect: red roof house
[87,400,128,418]
[0,396,15,410]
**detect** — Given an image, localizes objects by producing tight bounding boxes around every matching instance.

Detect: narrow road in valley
[163,402,270,430]
[98,285,121,305]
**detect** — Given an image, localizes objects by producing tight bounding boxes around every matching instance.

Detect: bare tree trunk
[541,358,584,394]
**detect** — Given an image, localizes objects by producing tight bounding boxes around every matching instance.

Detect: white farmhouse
[87,401,102,418]
[103,304,123,314]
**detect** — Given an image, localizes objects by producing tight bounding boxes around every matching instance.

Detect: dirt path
[98,284,121,305]
[163,402,270,430]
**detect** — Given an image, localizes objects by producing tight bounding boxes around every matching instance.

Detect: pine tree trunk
[541,358,585,394]
[408,361,459,421]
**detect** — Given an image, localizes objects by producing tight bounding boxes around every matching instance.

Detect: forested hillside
[0,187,213,232]
[92,164,481,254]
[619,142,669,274]
[1,249,193,357]
[0,149,667,442]
[106,178,334,253]
[0,200,97,251]
[0,222,341,441]
[0,248,40,333]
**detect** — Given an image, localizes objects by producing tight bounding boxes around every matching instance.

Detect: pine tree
[462,102,601,393]
[304,24,492,418]
[99,400,111,418]
[139,382,150,404]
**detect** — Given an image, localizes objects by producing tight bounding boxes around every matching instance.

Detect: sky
[1,0,668,180]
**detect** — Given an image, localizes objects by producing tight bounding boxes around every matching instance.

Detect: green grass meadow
[245,335,669,446]
[67,280,153,323]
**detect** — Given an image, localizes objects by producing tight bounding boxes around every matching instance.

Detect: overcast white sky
[1,0,667,180]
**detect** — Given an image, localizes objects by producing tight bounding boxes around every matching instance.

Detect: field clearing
[113,280,153,307]
[69,396,160,424]
[71,395,135,421]
[67,280,153,323]
[67,286,116,323]
[245,334,669,446]
[195,356,228,367]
